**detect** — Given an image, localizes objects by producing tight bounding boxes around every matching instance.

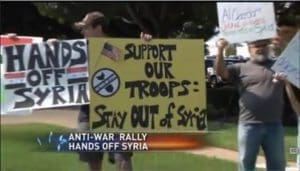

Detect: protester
[272,18,298,56]
[73,11,130,171]
[215,38,286,170]
[74,11,152,171]
[272,17,300,170]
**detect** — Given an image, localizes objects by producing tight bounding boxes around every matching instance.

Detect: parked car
[205,58,221,88]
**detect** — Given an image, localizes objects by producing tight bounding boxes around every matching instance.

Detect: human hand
[216,38,229,50]
[6,33,18,39]
[273,72,287,83]
[46,38,59,44]
[140,32,152,42]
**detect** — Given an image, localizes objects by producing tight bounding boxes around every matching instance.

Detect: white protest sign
[272,31,300,89]
[217,3,276,43]
[0,35,43,115]
[1,39,89,114]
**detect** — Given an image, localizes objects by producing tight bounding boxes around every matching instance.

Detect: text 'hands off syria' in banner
[89,38,207,132]
[272,31,300,88]
[1,39,89,114]
[217,3,276,43]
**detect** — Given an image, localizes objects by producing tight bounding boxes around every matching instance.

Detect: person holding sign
[272,17,300,169]
[215,38,286,171]
[74,11,152,171]
[74,11,132,171]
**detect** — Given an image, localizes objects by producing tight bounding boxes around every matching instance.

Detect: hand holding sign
[6,33,18,39]
[216,38,229,50]
[140,32,153,42]
[272,72,287,83]
[46,38,59,44]
[272,31,300,88]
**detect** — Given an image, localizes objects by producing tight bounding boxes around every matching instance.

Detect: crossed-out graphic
[92,68,120,97]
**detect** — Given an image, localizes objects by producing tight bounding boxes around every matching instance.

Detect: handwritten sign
[1,35,43,115]
[1,39,89,114]
[217,3,276,43]
[89,38,207,132]
[272,31,300,88]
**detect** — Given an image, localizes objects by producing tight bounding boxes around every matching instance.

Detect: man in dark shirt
[75,11,152,171]
[215,38,286,171]
[75,11,131,171]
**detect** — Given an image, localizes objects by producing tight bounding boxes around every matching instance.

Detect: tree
[2,2,298,40]
[34,2,218,39]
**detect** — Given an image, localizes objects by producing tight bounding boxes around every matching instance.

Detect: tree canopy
[1,2,299,40]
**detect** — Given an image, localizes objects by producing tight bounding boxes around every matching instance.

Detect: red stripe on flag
[4,72,25,79]
[67,66,87,73]
[0,37,33,46]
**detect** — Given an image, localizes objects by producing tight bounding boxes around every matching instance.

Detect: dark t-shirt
[227,59,285,123]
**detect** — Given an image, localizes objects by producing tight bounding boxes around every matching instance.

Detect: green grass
[1,123,237,171]
[205,121,298,162]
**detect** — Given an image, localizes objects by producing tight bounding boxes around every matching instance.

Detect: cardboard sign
[272,31,300,88]
[89,38,207,132]
[1,35,43,115]
[1,39,89,114]
[217,2,276,43]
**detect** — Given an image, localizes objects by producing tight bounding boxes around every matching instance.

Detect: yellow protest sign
[89,38,206,132]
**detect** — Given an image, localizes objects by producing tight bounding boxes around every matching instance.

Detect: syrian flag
[101,42,121,61]
[0,35,43,46]
[67,66,88,84]
[4,72,26,89]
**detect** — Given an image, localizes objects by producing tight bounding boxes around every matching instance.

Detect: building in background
[205,33,250,59]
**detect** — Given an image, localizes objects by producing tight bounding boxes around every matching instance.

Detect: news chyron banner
[89,38,207,132]
[1,39,89,114]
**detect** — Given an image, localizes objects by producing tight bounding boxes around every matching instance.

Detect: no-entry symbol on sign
[92,68,120,97]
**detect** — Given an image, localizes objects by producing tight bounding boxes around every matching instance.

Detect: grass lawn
[205,121,298,162]
[1,123,237,171]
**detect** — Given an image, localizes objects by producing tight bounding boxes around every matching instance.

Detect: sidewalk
[1,107,78,128]
[1,108,298,170]
[186,147,298,171]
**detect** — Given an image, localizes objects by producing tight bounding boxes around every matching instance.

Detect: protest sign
[1,35,43,115]
[217,3,276,43]
[1,39,89,114]
[89,38,207,132]
[272,31,300,88]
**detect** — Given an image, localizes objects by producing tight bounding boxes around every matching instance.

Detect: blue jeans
[238,122,286,171]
